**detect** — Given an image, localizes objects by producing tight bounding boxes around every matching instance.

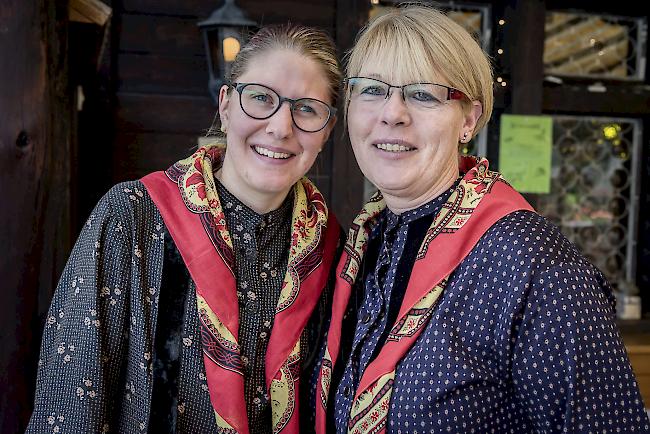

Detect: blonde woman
[316,5,649,433]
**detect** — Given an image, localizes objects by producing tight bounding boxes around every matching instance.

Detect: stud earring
[220,124,227,134]
[461,132,469,143]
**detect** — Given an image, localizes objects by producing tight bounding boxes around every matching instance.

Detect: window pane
[544,11,647,80]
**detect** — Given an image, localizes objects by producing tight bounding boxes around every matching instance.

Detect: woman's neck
[215,168,291,215]
[382,164,457,215]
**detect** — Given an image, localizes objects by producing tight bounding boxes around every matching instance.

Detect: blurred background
[1,0,650,430]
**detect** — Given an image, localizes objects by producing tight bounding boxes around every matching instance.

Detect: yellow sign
[499,114,552,193]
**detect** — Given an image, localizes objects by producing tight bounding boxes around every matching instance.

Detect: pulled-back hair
[345,4,493,133]
[228,23,341,106]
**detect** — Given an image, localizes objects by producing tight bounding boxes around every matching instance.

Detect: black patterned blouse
[216,180,293,434]
[26,180,338,433]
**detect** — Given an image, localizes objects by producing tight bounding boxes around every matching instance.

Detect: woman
[28,24,342,434]
[315,5,649,433]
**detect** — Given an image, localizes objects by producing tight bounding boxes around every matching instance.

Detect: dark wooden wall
[110,0,338,198]
[0,0,72,431]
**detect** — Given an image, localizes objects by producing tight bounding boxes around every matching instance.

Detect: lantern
[198,0,256,104]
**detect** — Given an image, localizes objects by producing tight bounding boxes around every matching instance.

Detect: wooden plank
[70,0,111,25]
[116,93,215,133]
[543,85,650,115]
[120,14,204,56]
[113,132,199,181]
[0,0,73,432]
[117,52,208,95]
[122,0,335,26]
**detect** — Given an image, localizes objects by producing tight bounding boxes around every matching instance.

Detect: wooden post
[331,0,369,225]
[506,0,546,115]
[0,0,72,431]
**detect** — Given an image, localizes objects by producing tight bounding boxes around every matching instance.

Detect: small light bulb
[498,19,505,25]
[223,37,241,62]
[496,76,503,83]
[497,48,504,55]
[501,81,507,87]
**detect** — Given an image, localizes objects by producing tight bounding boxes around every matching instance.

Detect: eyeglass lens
[237,83,332,132]
[347,77,457,109]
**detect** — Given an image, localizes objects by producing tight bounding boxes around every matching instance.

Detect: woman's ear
[463,100,483,134]
[322,114,337,142]
[218,85,231,131]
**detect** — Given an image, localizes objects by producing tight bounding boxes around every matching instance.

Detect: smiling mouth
[252,145,293,160]
[374,143,416,153]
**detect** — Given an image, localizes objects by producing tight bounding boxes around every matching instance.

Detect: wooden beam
[0,0,73,431]
[331,0,369,226]
[543,84,650,115]
[506,0,546,115]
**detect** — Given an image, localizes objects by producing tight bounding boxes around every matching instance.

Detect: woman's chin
[249,175,297,197]
[367,174,413,196]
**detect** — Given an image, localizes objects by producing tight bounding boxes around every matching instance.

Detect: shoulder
[483,210,589,270]
[483,210,614,308]
[86,180,162,235]
[100,180,159,218]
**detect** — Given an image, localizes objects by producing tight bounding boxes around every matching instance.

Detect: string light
[497,48,504,55]
[498,19,505,25]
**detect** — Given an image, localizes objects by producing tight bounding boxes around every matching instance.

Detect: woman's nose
[265,102,294,139]
[380,89,410,126]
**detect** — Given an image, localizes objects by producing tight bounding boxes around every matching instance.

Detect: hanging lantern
[198,0,256,104]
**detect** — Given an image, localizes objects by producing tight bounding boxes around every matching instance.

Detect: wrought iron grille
[528,116,642,287]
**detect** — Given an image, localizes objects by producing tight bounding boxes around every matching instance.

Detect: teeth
[254,146,292,159]
[375,143,414,152]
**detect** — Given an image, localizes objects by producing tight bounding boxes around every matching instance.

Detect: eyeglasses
[345,76,466,110]
[231,82,336,133]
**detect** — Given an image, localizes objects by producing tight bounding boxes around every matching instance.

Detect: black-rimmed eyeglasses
[231,83,336,133]
[345,76,466,110]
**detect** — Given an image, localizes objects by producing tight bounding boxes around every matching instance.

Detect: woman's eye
[410,91,438,102]
[360,86,386,96]
[246,91,273,104]
[251,93,270,102]
[295,103,316,114]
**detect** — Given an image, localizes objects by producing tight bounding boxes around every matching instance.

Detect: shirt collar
[216,180,293,230]
[384,177,461,231]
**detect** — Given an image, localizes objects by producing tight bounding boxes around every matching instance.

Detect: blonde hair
[345,4,493,133]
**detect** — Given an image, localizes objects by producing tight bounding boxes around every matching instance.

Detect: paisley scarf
[142,144,340,434]
[315,157,533,434]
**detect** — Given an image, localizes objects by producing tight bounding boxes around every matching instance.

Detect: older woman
[315,5,649,433]
[28,24,342,434]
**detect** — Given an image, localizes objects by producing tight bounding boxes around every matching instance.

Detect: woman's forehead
[357,59,444,86]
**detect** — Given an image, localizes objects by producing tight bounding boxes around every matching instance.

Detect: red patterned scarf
[142,144,340,434]
[315,157,533,434]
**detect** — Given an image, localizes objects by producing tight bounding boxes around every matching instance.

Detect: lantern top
[198,0,256,29]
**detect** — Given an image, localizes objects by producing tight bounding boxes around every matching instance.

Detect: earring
[220,124,227,134]
[461,132,469,143]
